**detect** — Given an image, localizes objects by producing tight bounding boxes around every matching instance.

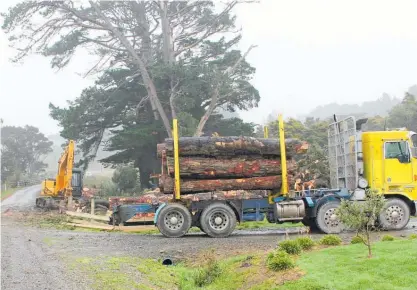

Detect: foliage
[263,117,331,185]
[295,237,315,250]
[350,235,363,244]
[336,190,386,257]
[1,125,52,183]
[408,234,417,240]
[193,250,222,287]
[381,235,395,242]
[387,92,417,132]
[112,166,138,193]
[319,235,342,246]
[278,240,302,255]
[1,1,260,189]
[266,250,295,271]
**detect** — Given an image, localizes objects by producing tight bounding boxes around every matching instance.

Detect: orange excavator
[36,140,83,208]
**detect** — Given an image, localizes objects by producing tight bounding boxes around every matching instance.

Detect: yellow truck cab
[327,116,417,232]
[360,130,417,229]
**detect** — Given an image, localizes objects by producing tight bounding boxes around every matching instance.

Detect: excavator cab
[71,168,83,197]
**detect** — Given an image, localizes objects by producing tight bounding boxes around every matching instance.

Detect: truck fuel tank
[273,199,306,221]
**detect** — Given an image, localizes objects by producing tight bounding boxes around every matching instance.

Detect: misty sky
[1,0,416,136]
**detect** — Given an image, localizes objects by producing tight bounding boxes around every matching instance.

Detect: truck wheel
[316,201,343,234]
[378,198,410,230]
[302,217,319,232]
[156,203,192,238]
[200,203,237,238]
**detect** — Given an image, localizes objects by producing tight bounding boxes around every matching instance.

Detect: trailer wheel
[378,198,410,231]
[200,203,237,238]
[156,203,192,238]
[315,201,343,234]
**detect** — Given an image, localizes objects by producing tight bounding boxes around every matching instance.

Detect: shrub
[295,237,315,250]
[194,262,222,287]
[278,240,302,255]
[319,235,342,246]
[193,250,222,287]
[350,235,363,244]
[266,250,295,271]
[381,235,395,242]
[408,234,417,240]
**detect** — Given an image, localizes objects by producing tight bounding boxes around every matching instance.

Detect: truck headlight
[358,177,368,189]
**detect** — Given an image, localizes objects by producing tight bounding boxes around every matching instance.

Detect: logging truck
[153,116,417,238]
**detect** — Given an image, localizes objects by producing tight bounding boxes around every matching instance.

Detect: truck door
[384,141,413,187]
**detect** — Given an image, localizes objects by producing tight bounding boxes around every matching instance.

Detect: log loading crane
[153,115,417,238]
[36,140,83,209]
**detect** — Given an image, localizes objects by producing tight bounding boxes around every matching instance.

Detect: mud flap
[154,203,167,225]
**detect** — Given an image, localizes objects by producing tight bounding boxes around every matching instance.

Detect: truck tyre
[378,198,410,231]
[156,203,192,238]
[315,201,343,234]
[200,203,237,238]
[302,217,319,232]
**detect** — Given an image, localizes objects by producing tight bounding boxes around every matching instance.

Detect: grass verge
[280,239,417,289]
[67,238,417,290]
[237,218,303,230]
[1,187,21,200]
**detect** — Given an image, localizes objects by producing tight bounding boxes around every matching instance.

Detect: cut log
[164,137,308,157]
[157,143,166,158]
[160,175,294,194]
[166,156,296,178]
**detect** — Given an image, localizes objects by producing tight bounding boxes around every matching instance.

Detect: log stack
[157,136,308,194]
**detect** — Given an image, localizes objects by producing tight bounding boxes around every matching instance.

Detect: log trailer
[36,140,83,208]
[154,116,417,238]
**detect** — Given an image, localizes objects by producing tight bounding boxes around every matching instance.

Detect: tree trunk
[89,1,172,137]
[164,137,307,157]
[159,175,293,194]
[166,156,296,178]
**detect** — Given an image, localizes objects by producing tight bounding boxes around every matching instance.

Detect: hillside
[305,93,401,119]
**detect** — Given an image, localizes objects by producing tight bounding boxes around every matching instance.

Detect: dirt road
[1,187,417,289]
[1,185,41,212]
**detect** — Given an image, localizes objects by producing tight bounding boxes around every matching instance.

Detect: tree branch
[193,44,256,136]
[89,0,172,137]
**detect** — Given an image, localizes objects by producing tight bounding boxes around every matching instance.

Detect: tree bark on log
[160,175,294,194]
[166,156,296,178]
[164,137,307,157]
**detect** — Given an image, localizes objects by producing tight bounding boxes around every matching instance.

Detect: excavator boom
[37,140,79,208]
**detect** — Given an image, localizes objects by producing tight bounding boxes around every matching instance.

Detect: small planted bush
[381,235,395,242]
[295,237,315,250]
[319,235,342,246]
[350,235,363,244]
[266,250,295,271]
[408,234,417,240]
[278,240,302,255]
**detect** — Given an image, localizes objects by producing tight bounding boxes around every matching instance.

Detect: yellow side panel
[41,180,56,197]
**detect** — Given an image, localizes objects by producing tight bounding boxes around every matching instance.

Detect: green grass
[67,239,417,289]
[237,218,303,230]
[279,239,417,290]
[1,187,21,200]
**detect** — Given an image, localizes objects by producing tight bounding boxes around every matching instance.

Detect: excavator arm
[54,140,75,197]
